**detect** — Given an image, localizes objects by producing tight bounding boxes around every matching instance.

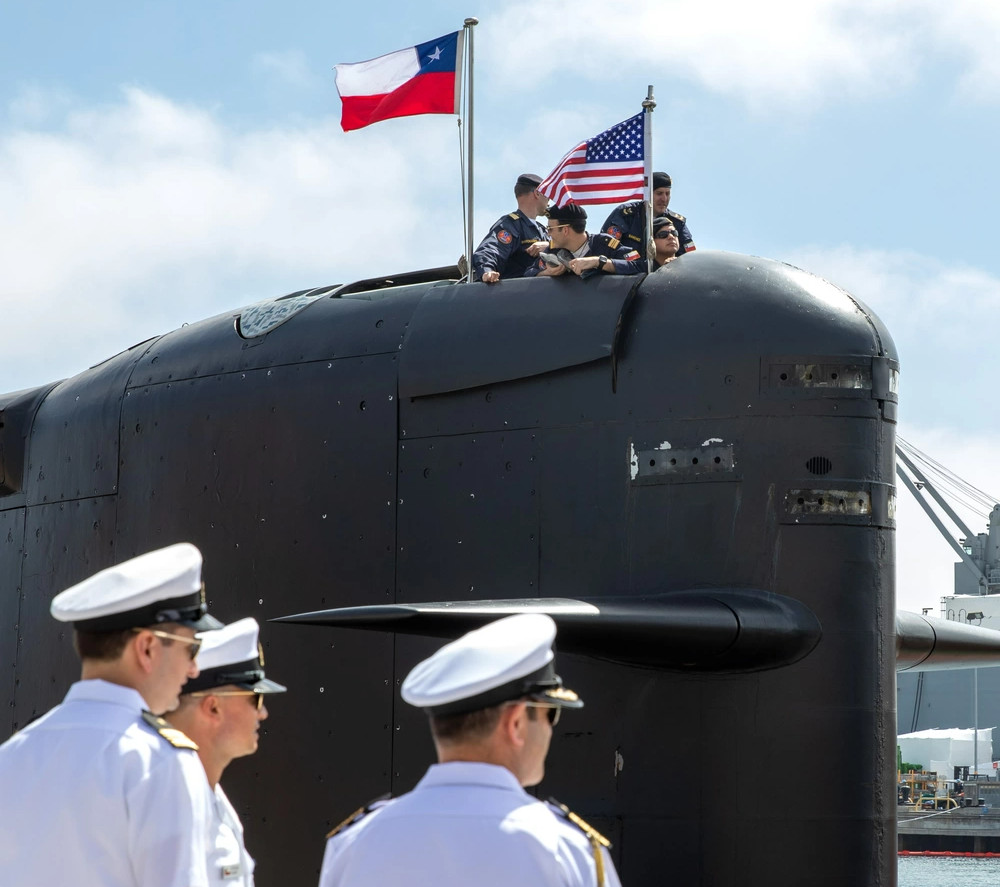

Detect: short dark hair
[73,628,133,661]
[430,704,503,744]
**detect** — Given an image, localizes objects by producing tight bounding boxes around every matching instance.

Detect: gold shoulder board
[141,711,198,750]
[508,212,521,220]
[548,798,611,846]
[549,798,611,887]
[325,794,392,839]
[606,236,620,249]
[326,805,367,839]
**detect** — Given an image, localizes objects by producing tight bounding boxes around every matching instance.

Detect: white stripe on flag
[334,47,420,97]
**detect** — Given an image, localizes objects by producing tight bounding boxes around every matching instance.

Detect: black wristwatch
[597,255,608,270]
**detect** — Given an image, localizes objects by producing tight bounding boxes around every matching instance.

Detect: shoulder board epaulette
[547,798,611,847]
[548,798,611,886]
[141,711,198,750]
[508,211,522,220]
[605,235,620,249]
[668,209,686,222]
[621,204,635,216]
[325,793,392,839]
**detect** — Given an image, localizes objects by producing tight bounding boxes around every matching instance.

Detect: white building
[898,727,994,778]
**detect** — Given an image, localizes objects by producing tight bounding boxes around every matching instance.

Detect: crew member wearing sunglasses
[652,215,682,270]
[0,542,224,887]
[167,617,287,887]
[319,614,621,887]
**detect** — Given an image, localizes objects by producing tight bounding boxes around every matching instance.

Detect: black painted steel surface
[1,251,907,885]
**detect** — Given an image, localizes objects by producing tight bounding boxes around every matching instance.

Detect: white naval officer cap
[401,613,583,717]
[50,542,223,633]
[184,617,287,695]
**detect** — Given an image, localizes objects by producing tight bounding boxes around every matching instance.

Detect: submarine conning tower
[1,250,899,886]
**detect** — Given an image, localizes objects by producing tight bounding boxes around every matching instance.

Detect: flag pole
[464,17,478,283]
[642,85,656,273]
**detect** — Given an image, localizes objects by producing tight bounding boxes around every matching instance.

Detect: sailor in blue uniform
[0,543,224,887]
[525,203,644,277]
[472,173,550,283]
[318,614,622,887]
[601,171,695,257]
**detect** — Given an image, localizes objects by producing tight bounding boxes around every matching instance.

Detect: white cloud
[918,0,1000,100]
[5,85,74,128]
[485,0,1000,108]
[0,87,466,392]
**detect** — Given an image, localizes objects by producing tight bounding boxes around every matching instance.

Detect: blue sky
[3,0,1000,614]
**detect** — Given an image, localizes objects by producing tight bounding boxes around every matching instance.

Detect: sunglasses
[654,229,677,239]
[546,224,569,233]
[190,690,265,711]
[520,700,562,726]
[135,628,202,661]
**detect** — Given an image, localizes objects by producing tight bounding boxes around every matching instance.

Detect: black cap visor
[424,661,584,717]
[73,588,221,633]
[184,656,287,694]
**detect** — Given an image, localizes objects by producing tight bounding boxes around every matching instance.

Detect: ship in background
[897,439,1000,750]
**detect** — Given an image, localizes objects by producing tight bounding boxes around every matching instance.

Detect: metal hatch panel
[398,274,635,399]
[131,285,431,387]
[0,507,24,733]
[26,346,150,505]
[0,383,58,501]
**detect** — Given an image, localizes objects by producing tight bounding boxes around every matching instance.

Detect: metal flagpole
[642,85,656,273]
[464,18,478,283]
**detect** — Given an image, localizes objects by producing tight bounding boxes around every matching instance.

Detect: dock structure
[899,784,1000,853]
[899,807,1000,853]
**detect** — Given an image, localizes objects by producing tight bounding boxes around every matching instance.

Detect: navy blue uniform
[601,203,694,256]
[472,211,548,280]
[524,233,644,277]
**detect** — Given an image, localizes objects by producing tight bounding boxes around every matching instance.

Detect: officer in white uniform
[166,617,287,887]
[0,542,223,887]
[318,613,622,887]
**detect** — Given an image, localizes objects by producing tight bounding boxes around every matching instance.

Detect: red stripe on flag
[340,71,457,132]
[538,114,647,206]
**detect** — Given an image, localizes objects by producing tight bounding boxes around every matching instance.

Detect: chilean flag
[335,32,464,132]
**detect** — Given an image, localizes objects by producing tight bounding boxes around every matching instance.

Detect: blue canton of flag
[539,114,646,206]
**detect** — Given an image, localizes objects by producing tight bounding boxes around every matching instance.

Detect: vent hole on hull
[806,456,833,475]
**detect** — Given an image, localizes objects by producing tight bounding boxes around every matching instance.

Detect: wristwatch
[597,255,608,270]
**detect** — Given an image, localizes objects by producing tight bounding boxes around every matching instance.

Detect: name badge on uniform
[221,863,242,880]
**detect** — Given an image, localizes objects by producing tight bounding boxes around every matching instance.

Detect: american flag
[538,113,646,206]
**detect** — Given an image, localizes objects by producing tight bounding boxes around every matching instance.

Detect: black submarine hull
[1,251,901,885]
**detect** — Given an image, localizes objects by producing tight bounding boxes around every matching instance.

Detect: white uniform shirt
[206,782,256,886]
[318,761,622,887]
[0,679,211,887]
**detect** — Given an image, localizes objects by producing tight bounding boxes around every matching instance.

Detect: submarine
[4,250,1000,885]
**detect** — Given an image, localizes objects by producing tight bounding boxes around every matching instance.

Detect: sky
[2,0,1000,615]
